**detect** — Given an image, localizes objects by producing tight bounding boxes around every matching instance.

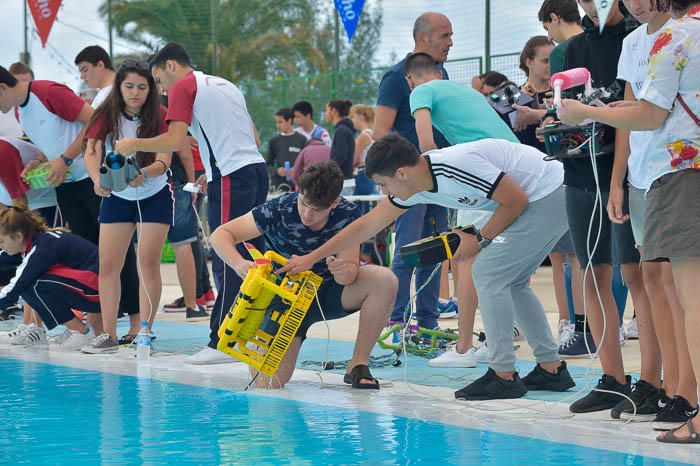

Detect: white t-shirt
[0,137,57,209]
[17,80,89,182]
[617,18,675,189]
[295,124,332,147]
[0,111,23,138]
[165,71,264,180]
[639,8,700,187]
[87,114,169,201]
[389,139,563,211]
[91,85,113,109]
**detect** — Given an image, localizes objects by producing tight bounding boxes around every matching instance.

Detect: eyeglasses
[120,60,149,71]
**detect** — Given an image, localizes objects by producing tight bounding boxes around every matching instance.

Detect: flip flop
[658,419,700,444]
[343,364,380,390]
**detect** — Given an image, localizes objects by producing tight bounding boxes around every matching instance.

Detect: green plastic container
[161,239,176,263]
[24,164,52,189]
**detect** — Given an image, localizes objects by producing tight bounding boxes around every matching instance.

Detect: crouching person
[210,161,397,388]
[0,207,100,350]
[281,135,577,400]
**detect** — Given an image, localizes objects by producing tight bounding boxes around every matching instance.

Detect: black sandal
[658,420,700,444]
[343,364,380,390]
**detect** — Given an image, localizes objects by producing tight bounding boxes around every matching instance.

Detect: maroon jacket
[291,139,331,188]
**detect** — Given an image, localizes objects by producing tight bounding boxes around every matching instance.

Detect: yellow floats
[217,243,322,377]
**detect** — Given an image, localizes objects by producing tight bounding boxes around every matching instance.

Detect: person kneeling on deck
[210,161,397,389]
[281,135,576,400]
[0,207,100,350]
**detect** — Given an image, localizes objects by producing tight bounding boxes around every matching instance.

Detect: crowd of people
[0,0,698,444]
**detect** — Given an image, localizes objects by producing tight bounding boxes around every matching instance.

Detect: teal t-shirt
[409,80,518,145]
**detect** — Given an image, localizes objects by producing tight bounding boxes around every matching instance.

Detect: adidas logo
[457,196,478,206]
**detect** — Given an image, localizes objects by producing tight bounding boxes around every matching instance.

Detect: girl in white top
[81,60,173,353]
[349,104,377,196]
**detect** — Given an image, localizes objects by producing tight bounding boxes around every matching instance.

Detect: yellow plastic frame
[216,243,322,377]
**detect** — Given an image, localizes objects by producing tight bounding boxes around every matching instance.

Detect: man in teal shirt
[406,52,518,153]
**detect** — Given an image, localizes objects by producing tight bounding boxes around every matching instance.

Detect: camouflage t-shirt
[251,192,361,281]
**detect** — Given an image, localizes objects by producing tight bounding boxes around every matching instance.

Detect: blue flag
[334,0,365,42]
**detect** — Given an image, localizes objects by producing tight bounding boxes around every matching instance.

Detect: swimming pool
[0,357,690,465]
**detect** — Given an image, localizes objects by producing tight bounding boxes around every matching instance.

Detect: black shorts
[565,186,640,268]
[266,280,359,341]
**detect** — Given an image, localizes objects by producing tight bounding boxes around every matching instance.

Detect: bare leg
[253,337,303,388]
[23,305,44,326]
[663,262,697,405]
[621,261,660,387]
[661,259,700,440]
[63,317,86,333]
[643,261,679,395]
[549,252,570,321]
[439,260,450,300]
[135,223,170,328]
[174,242,198,310]
[98,223,136,338]
[86,313,103,335]
[455,257,478,354]
[582,264,625,383]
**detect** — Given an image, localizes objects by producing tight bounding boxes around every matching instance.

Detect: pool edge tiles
[1,347,699,465]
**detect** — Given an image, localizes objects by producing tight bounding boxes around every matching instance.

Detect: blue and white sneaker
[437,298,457,319]
[558,330,597,358]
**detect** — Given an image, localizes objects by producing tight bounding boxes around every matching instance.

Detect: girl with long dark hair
[81,60,173,353]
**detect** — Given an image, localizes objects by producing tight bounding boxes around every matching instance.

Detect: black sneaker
[652,396,699,431]
[570,374,631,413]
[186,305,210,321]
[0,304,21,321]
[163,296,187,313]
[522,361,576,392]
[620,387,670,422]
[610,379,657,419]
[455,368,527,401]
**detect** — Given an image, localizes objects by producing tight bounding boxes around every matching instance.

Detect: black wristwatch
[474,229,492,249]
[60,154,73,167]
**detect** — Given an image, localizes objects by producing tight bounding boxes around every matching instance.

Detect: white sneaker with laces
[558,320,575,346]
[626,318,639,339]
[429,344,477,368]
[81,333,119,354]
[50,324,95,351]
[9,323,47,346]
[184,347,234,365]
[0,324,27,344]
[473,344,490,364]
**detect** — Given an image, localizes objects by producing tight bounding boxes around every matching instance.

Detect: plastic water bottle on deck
[136,321,152,362]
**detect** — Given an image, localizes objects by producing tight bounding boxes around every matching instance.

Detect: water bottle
[284,161,291,181]
[136,321,151,362]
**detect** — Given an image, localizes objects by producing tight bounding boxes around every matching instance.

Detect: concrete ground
[156,262,641,374]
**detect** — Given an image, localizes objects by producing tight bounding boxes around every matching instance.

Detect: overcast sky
[0,0,547,91]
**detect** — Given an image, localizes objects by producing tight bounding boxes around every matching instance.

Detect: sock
[574,314,591,333]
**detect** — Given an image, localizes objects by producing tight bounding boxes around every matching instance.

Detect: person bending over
[0,207,100,350]
[281,135,576,401]
[210,161,397,389]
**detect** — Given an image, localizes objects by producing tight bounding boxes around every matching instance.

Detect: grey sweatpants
[472,185,567,372]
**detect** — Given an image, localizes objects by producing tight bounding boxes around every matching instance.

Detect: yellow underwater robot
[217,243,322,377]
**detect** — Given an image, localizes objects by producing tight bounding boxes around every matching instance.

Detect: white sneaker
[429,344,477,368]
[50,324,96,351]
[184,347,234,365]
[9,323,47,346]
[0,324,26,344]
[473,344,490,363]
[81,333,119,354]
[558,320,575,346]
[619,325,626,346]
[626,318,639,339]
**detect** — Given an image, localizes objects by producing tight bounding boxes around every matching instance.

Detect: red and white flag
[27,0,62,47]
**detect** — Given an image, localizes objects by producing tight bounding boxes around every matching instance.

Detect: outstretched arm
[114,121,190,156]
[278,198,405,274]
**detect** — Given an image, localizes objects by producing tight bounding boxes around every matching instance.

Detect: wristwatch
[60,154,73,166]
[474,229,492,249]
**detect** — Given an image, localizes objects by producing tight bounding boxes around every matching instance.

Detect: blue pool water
[0,357,688,465]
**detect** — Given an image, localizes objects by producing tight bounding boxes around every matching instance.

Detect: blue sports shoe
[559,330,597,358]
[437,298,457,319]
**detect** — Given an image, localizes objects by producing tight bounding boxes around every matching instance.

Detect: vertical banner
[334,0,365,42]
[27,0,62,47]
[594,0,614,32]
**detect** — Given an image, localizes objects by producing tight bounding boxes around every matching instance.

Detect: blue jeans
[389,204,447,329]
